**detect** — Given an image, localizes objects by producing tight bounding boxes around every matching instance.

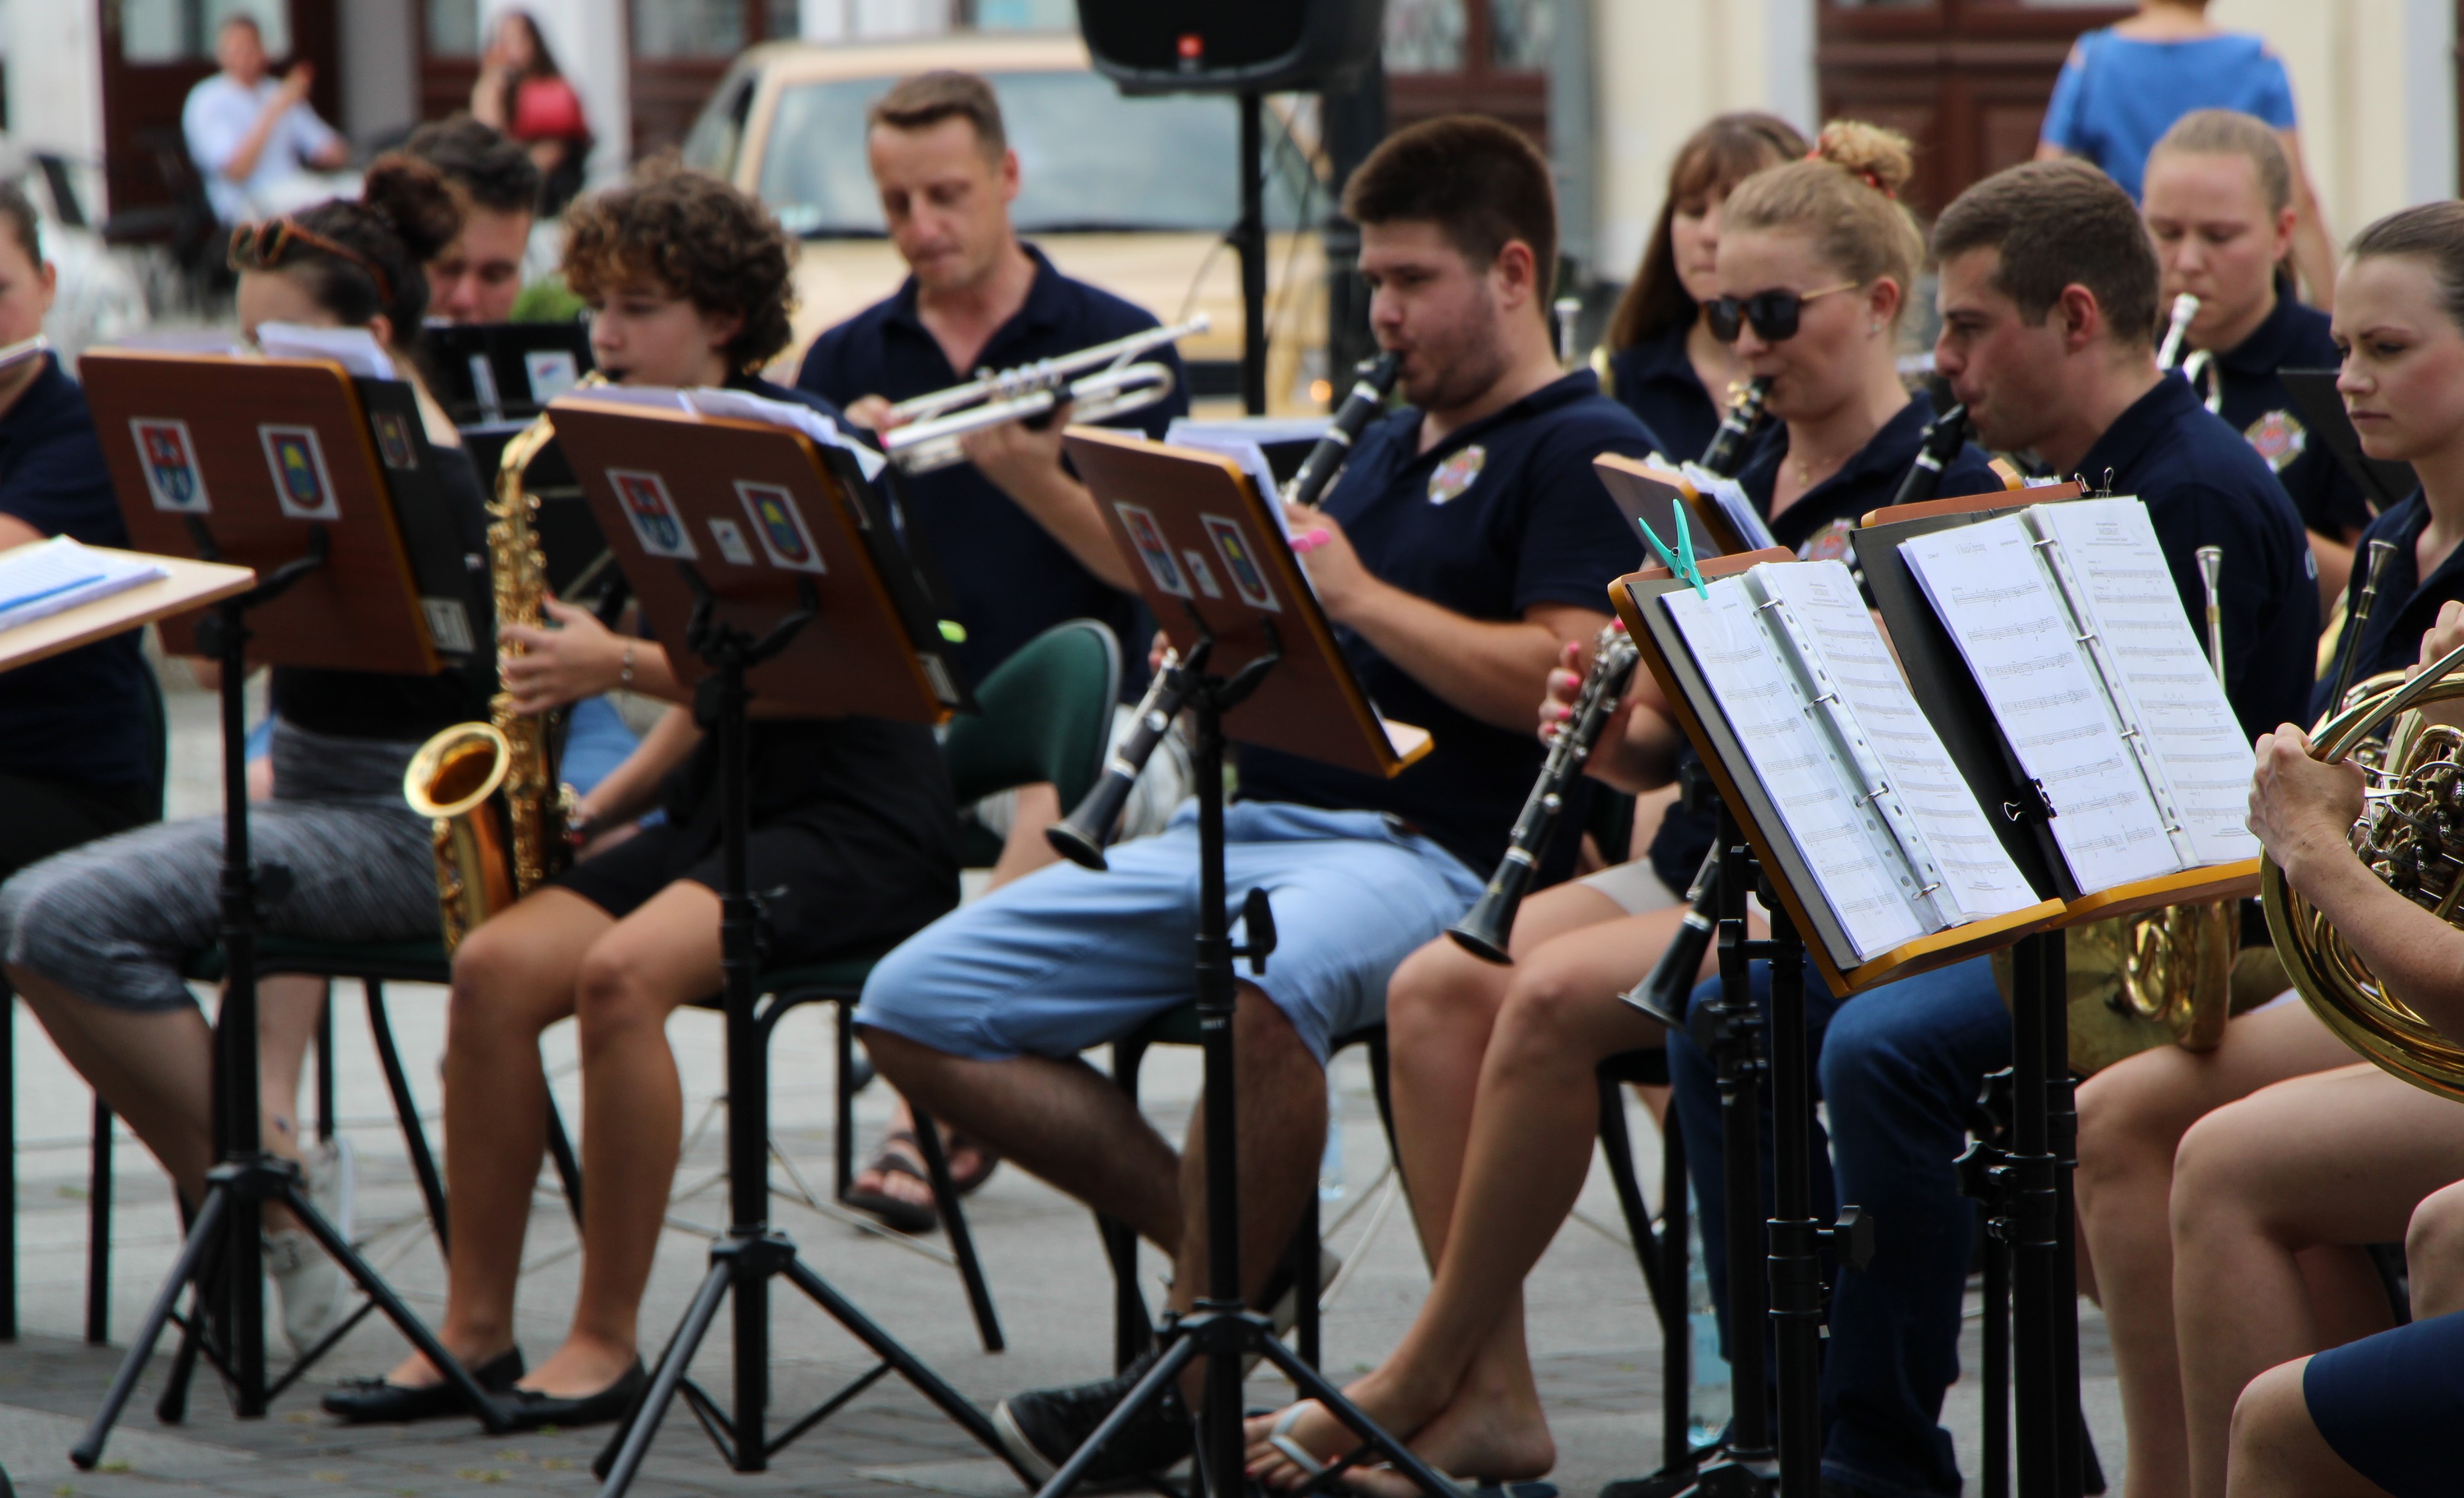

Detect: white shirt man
[182,16,349,224]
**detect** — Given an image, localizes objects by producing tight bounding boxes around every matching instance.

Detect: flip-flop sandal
[943,1131,1002,1197]
[1265,1404,1371,1486]
[842,1130,938,1234]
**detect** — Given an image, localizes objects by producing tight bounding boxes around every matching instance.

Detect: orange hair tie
[1805,146,1897,199]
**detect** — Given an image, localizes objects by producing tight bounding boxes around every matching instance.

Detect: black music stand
[1045,428,1448,1498]
[540,395,1009,1498]
[70,352,513,1462]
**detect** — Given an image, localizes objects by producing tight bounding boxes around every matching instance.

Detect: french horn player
[2075,200,2464,1498]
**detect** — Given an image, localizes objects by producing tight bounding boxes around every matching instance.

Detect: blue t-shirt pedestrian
[2041,26,2296,201]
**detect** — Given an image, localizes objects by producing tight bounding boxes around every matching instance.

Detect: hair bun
[359,153,463,266]
[1812,121,1916,200]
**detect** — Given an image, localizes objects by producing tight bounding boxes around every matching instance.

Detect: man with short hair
[855,114,1658,1485]
[403,115,542,326]
[797,69,1194,1229]
[1661,158,2315,1498]
[181,14,350,225]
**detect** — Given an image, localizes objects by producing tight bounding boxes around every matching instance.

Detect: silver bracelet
[619,643,635,690]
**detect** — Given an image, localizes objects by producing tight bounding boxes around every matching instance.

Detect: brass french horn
[2261,660,2464,1101]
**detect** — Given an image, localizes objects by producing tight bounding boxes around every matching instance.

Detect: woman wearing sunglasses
[0,158,498,1359]
[1237,120,1999,1495]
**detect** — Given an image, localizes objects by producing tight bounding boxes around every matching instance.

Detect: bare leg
[864,1027,1184,1253]
[382,889,609,1388]
[2404,1179,2464,1319]
[1247,907,1672,1485]
[255,975,329,1232]
[2173,1063,2464,1498]
[2223,1359,2382,1498]
[11,965,216,1203]
[522,881,726,1396]
[2073,1002,2355,1498]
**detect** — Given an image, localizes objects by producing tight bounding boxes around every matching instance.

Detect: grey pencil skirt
[0,719,441,1013]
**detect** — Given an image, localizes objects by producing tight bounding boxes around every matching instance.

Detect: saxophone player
[323,166,960,1430]
[2081,205,2464,1498]
[0,162,493,1359]
[792,69,1194,1230]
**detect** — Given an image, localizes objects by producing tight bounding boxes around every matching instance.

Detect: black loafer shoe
[322,1346,525,1423]
[502,1360,647,1432]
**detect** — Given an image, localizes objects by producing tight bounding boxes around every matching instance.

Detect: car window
[682,71,758,181]
[753,70,1313,238]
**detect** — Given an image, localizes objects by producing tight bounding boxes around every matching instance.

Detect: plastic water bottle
[1686,1188,1731,1448]
[1319,1071,1346,1203]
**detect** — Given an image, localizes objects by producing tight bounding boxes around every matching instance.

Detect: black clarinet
[1621,395,1960,1022]
[1046,351,1403,868]
[1447,379,1772,964]
[1283,350,1403,508]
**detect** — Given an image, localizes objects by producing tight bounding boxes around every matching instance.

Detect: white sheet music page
[1897,518,2182,889]
[1750,561,2037,921]
[1664,576,1927,962]
[2027,499,2261,866]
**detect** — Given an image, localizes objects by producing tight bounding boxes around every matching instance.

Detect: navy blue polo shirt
[1235,370,1660,877]
[1605,321,1723,464]
[2205,286,2370,540]
[0,354,151,790]
[1644,392,2001,890]
[2076,372,2317,743]
[795,244,1185,691]
[2313,491,2464,719]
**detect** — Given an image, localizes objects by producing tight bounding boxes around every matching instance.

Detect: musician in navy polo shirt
[1665,159,2316,1498]
[855,116,1657,1486]
[795,68,1194,1230]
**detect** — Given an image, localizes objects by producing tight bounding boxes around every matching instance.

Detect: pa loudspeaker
[1074,0,1385,95]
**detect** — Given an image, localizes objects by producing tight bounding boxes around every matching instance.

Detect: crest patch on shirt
[1427,444,1486,505]
[1798,518,1858,568]
[2244,409,2307,473]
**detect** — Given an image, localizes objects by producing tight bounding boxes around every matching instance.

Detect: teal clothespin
[1637,504,1709,599]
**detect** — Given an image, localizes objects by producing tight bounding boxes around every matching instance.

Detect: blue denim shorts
[855,799,1484,1065]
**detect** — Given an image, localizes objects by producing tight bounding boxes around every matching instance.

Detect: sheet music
[1679,462,1779,551]
[2026,499,2260,865]
[255,322,397,379]
[682,388,889,481]
[1897,518,2182,889]
[0,537,166,635]
[1750,561,2037,922]
[1665,577,1927,962]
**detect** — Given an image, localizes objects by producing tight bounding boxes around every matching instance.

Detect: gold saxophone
[404,385,594,951]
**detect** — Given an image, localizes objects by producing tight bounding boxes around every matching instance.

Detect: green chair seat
[755,954,881,996]
[1124,1001,1204,1049]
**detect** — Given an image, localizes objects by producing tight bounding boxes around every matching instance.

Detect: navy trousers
[1669,954,2011,1498]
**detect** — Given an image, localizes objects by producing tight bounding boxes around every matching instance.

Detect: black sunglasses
[1706,280,1858,344]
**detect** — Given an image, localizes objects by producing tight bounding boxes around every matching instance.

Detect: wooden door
[1383,0,1549,148]
[1817,0,2130,218]
[100,0,342,216]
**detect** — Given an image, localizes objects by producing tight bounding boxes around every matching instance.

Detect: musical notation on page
[1665,576,1927,961]
[2028,499,2259,866]
[1752,561,2036,923]
[1898,518,2181,891]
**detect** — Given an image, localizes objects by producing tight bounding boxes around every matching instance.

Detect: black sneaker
[993,1348,1194,1489]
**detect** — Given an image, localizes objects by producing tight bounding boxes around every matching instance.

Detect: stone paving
[0,678,2128,1497]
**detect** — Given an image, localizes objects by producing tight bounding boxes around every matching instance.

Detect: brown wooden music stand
[68,351,514,1464]
[1026,428,1455,1498]
[542,394,1014,1498]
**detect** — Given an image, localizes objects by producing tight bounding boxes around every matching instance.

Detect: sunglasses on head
[1706,280,1859,344]
[229,217,394,305]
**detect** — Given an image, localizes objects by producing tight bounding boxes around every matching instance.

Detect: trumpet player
[2078,203,2464,1498]
[325,167,960,1430]
[793,72,1200,1229]
[2144,110,2366,609]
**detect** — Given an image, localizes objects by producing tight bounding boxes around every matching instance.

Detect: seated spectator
[2037,0,2335,305]
[181,13,350,225]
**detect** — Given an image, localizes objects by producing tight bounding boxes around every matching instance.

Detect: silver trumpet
[2159,293,2224,414]
[883,315,1209,474]
[2158,292,2201,370]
